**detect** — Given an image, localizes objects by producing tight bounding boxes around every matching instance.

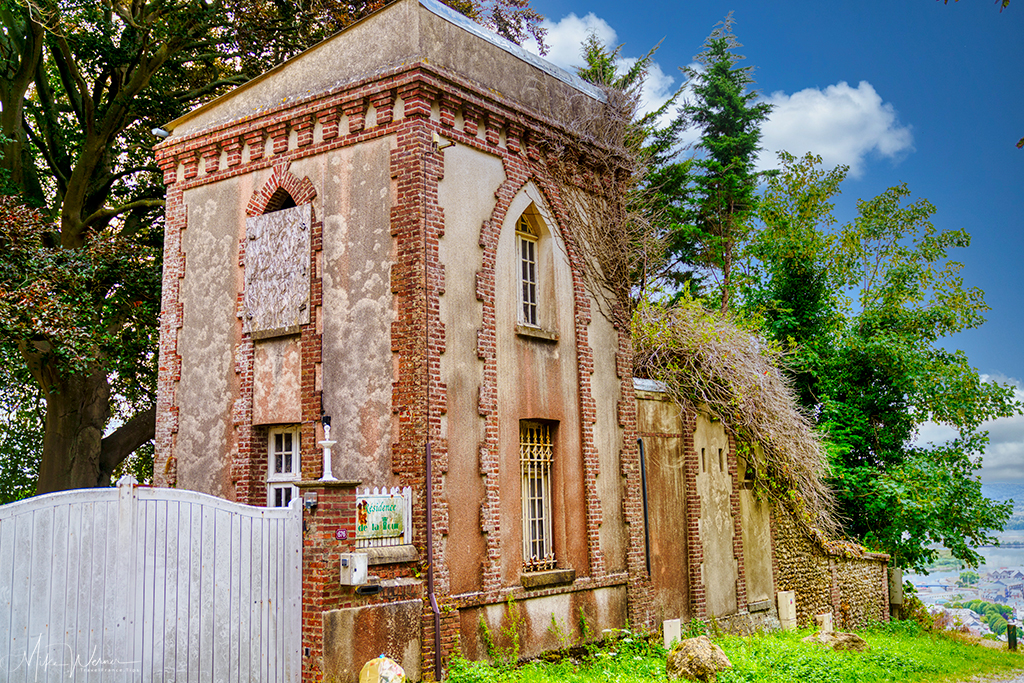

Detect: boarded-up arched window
[243,198,311,338]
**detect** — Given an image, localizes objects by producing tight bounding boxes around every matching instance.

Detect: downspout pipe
[637,438,651,577]
[426,441,441,680]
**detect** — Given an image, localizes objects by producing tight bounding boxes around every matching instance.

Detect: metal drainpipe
[426,441,441,680]
[637,438,651,577]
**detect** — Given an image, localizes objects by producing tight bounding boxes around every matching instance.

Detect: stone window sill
[748,600,772,613]
[515,324,558,343]
[366,544,419,565]
[521,568,575,590]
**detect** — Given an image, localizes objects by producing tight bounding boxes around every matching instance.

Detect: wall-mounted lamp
[432,131,455,152]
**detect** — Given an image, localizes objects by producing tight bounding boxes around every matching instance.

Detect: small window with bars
[516,215,538,327]
[520,421,555,571]
[268,426,300,507]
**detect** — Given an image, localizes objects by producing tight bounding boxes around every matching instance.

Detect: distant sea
[906,482,1024,605]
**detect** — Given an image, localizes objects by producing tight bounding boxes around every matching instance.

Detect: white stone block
[663,618,682,649]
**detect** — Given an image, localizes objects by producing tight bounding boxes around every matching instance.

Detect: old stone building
[154,1,641,679]
[152,0,888,680]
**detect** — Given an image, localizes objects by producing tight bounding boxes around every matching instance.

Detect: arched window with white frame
[516,214,539,327]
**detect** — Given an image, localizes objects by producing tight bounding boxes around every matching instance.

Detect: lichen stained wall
[587,296,627,575]
[436,142,505,596]
[174,175,253,496]
[460,585,627,662]
[635,390,691,622]
[315,138,398,485]
[738,449,774,605]
[694,413,737,617]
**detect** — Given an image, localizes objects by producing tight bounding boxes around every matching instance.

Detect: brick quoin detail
[682,411,706,619]
[154,172,185,487]
[727,434,748,614]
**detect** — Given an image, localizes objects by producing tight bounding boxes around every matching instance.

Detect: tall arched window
[516,214,539,327]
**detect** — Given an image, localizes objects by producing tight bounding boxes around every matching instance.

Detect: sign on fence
[355,486,412,547]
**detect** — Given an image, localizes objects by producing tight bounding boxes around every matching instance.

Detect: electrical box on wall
[339,552,368,586]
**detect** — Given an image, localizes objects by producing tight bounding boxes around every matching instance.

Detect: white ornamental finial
[319,415,338,482]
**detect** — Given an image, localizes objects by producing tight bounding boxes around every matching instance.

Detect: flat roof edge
[417,0,606,103]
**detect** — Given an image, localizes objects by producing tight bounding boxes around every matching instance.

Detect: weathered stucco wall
[738,452,773,606]
[694,413,737,617]
[169,138,397,497]
[252,336,302,425]
[323,598,422,682]
[437,143,505,595]
[773,504,890,630]
[175,177,252,496]
[460,586,627,662]
[588,298,627,575]
[636,391,691,622]
[315,139,397,485]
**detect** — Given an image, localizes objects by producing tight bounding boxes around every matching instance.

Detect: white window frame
[516,214,539,327]
[268,425,300,507]
[521,421,555,571]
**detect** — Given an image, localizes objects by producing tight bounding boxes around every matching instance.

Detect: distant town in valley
[909,483,1024,639]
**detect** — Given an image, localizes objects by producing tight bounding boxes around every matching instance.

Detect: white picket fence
[0,476,301,682]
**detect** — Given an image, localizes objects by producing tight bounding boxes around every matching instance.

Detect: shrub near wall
[772,503,890,630]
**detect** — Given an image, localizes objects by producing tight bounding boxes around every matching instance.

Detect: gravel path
[957,669,1024,683]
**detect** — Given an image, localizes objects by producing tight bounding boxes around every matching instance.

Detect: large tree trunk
[35,364,158,493]
[36,365,112,493]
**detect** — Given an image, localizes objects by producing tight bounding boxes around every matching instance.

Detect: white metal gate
[0,476,301,682]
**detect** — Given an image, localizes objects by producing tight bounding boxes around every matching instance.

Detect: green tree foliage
[747,153,1020,571]
[958,570,980,587]
[0,346,43,504]
[947,599,1013,635]
[0,0,544,496]
[679,14,772,311]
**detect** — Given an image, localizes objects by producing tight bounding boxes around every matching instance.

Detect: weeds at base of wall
[479,596,523,670]
[548,614,572,651]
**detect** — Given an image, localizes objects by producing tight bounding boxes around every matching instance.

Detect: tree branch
[81,198,165,231]
[49,33,93,131]
[98,405,156,476]
[173,76,248,103]
[22,110,69,196]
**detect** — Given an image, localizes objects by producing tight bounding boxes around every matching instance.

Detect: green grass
[716,623,1023,683]
[446,622,1024,683]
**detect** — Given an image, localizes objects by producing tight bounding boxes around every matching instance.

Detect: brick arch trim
[246,161,317,217]
[491,172,584,273]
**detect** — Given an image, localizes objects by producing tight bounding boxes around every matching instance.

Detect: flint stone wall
[772,505,890,630]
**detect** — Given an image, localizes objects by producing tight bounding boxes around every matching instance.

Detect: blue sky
[523,0,1024,480]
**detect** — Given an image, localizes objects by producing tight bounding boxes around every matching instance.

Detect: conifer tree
[681,15,772,311]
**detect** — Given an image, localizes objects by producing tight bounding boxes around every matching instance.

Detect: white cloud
[524,14,677,121]
[526,13,617,71]
[916,375,1024,483]
[758,81,914,178]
